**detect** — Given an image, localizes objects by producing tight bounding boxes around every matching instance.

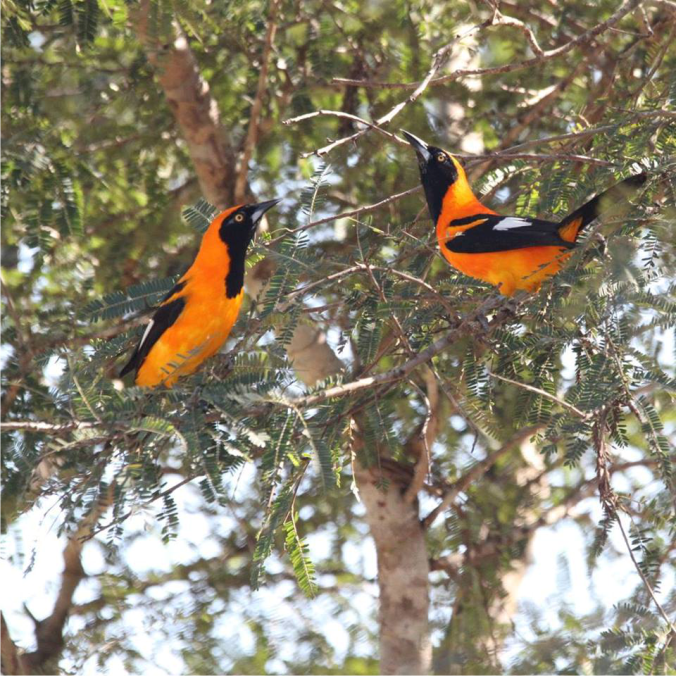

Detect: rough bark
[136,0,238,208]
[1,613,27,675]
[353,427,432,675]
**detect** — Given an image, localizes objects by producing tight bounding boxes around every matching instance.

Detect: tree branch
[234,0,281,202]
[486,370,591,420]
[290,295,521,408]
[422,425,544,529]
[1,613,27,675]
[333,0,643,90]
[11,489,113,674]
[266,185,422,245]
[135,0,237,207]
[309,21,493,157]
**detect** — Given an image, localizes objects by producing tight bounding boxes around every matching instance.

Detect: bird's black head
[402,130,460,224]
[218,199,280,246]
[219,199,280,298]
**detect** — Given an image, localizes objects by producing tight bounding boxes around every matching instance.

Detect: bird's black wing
[119,296,186,379]
[443,214,575,254]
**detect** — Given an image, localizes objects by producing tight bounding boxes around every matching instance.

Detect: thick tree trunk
[352,417,432,675]
[136,0,238,208]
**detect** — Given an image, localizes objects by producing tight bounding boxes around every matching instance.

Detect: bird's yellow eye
[437,153,446,162]
[234,213,244,222]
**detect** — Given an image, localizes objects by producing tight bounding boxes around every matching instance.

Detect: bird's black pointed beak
[249,199,281,225]
[402,130,432,163]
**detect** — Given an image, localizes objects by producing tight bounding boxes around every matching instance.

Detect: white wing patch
[138,320,154,351]
[493,217,532,231]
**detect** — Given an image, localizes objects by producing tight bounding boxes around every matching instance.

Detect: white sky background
[2,452,674,675]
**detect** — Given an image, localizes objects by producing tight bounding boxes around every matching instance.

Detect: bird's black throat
[219,223,255,299]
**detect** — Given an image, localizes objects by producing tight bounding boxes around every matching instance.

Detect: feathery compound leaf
[296,412,336,490]
[182,198,218,234]
[259,233,311,319]
[283,513,317,597]
[53,162,83,236]
[58,0,74,26]
[300,162,332,220]
[76,0,99,46]
[82,276,179,322]
[251,480,294,589]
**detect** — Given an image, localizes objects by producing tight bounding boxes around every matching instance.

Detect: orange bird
[403,131,646,296]
[120,200,280,387]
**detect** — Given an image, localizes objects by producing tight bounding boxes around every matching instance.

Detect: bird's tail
[558,173,647,243]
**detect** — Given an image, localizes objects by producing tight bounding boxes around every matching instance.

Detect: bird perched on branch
[120,200,280,387]
[403,130,646,296]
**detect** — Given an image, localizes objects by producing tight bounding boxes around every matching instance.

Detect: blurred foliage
[2,0,675,673]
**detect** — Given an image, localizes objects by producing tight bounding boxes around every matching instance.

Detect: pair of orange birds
[121,132,646,388]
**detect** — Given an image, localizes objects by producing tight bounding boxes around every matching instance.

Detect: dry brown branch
[466,152,615,165]
[492,10,545,56]
[283,109,402,148]
[285,109,617,165]
[234,0,281,202]
[266,185,422,245]
[333,0,643,90]
[0,420,99,433]
[310,21,493,157]
[289,294,521,408]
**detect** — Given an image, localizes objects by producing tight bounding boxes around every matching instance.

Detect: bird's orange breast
[135,286,243,388]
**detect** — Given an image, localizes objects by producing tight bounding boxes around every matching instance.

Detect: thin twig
[615,512,676,634]
[487,370,591,420]
[311,21,493,157]
[333,0,643,90]
[266,185,422,245]
[0,420,99,433]
[493,10,545,56]
[402,371,439,504]
[286,295,521,408]
[422,425,543,529]
[283,109,401,147]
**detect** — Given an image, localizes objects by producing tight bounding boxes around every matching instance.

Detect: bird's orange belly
[440,244,571,296]
[135,292,243,388]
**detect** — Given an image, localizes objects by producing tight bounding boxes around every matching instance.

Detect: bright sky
[2,425,674,676]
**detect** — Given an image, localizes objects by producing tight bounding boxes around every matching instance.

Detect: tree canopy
[2,0,675,674]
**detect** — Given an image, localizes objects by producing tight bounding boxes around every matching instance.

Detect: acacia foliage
[2,0,676,673]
